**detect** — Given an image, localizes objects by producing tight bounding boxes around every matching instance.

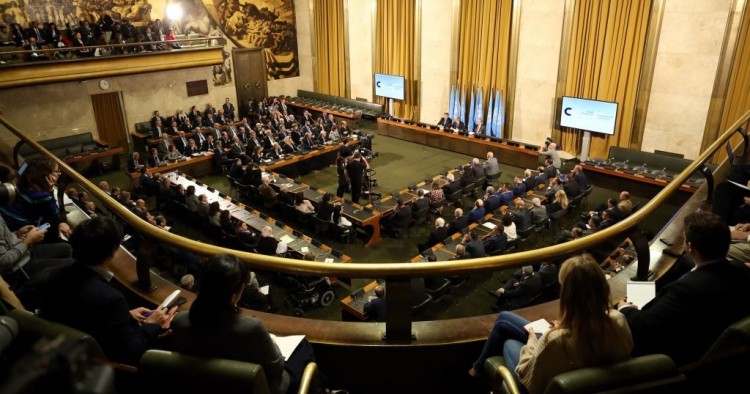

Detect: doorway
[90,92,128,150]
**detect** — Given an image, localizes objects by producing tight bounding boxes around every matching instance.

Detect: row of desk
[164,171,352,265]
[377,118,541,169]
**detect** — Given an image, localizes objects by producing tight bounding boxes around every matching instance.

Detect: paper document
[729,180,750,191]
[524,319,551,335]
[280,235,295,244]
[482,222,497,230]
[270,334,306,361]
[324,258,334,263]
[260,285,269,295]
[627,280,656,308]
[301,246,309,254]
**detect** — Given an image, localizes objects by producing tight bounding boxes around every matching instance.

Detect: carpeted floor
[85,119,679,321]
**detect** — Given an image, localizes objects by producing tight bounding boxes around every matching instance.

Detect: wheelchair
[284,275,336,317]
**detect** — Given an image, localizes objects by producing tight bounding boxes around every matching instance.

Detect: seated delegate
[470,255,633,394]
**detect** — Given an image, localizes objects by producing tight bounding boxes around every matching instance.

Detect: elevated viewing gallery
[1,0,750,393]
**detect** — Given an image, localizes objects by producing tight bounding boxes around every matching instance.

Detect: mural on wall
[200,0,299,80]
[0,0,298,82]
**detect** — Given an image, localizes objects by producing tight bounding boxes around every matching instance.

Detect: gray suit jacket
[483,157,499,176]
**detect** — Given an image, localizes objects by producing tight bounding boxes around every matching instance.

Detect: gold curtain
[375,0,417,119]
[313,0,348,96]
[716,3,750,160]
[561,0,652,158]
[455,0,512,130]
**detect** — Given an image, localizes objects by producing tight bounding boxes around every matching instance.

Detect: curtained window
[560,0,652,158]
[375,0,418,119]
[313,0,348,97]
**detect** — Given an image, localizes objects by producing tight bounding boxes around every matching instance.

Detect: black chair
[517,224,536,239]
[425,277,451,302]
[332,223,354,244]
[412,207,429,226]
[297,211,314,229]
[486,171,502,187]
[461,182,476,199]
[581,185,593,204]
[311,215,331,236]
[534,217,551,232]
[445,189,463,207]
[429,198,446,216]
[548,209,567,231]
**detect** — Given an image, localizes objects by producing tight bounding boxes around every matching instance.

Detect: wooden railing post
[384,277,413,341]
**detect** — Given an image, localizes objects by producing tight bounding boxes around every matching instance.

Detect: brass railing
[2,109,749,340]
[0,36,226,60]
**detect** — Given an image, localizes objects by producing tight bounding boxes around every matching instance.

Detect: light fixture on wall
[166,2,184,33]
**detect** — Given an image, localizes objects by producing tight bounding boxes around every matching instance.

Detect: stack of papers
[627,280,656,308]
[524,319,551,335]
[482,222,497,230]
[269,334,306,361]
[280,234,295,244]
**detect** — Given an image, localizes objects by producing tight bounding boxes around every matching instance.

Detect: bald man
[539,142,561,168]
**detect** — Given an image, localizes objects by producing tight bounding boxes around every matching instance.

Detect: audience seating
[138,349,319,394]
[486,171,503,187]
[681,316,750,391]
[485,354,686,394]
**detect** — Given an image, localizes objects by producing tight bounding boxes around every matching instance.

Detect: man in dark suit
[363,284,386,322]
[383,198,411,237]
[467,199,486,223]
[413,189,429,213]
[511,198,532,231]
[572,164,588,190]
[437,112,452,129]
[497,184,515,207]
[511,176,527,197]
[417,217,450,253]
[174,131,190,154]
[126,152,144,173]
[157,133,173,155]
[150,111,165,129]
[222,98,235,121]
[489,265,543,310]
[618,212,750,366]
[38,217,176,364]
[483,186,502,213]
[166,120,181,136]
[563,177,582,198]
[447,208,468,235]
[450,116,466,133]
[482,226,508,255]
[462,229,486,258]
[442,173,461,196]
[151,118,165,138]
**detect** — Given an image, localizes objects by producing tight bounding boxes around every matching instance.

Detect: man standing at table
[345,151,369,204]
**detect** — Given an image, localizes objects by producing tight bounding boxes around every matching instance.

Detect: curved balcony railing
[2,109,749,342]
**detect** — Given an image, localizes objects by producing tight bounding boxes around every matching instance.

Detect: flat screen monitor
[374,73,405,101]
[560,96,618,135]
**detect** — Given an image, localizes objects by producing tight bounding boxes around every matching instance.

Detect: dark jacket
[621,260,750,366]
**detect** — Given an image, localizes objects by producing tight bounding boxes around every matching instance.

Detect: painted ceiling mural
[0,0,299,81]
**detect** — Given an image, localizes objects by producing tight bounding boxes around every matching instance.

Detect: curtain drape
[561,0,652,158]
[710,3,750,160]
[375,0,417,119]
[455,0,512,129]
[313,0,348,96]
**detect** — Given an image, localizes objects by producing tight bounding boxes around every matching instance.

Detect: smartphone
[37,222,51,232]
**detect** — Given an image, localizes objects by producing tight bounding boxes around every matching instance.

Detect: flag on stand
[485,88,495,137]
[448,84,456,120]
[493,90,504,139]
[459,85,467,124]
[468,87,476,132]
[474,87,484,131]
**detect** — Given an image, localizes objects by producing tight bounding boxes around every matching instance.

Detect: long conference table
[377,118,541,169]
[164,171,352,264]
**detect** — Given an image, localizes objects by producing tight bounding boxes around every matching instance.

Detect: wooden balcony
[0,37,225,89]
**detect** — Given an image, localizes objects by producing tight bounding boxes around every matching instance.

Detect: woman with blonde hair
[547,190,569,214]
[469,254,632,394]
